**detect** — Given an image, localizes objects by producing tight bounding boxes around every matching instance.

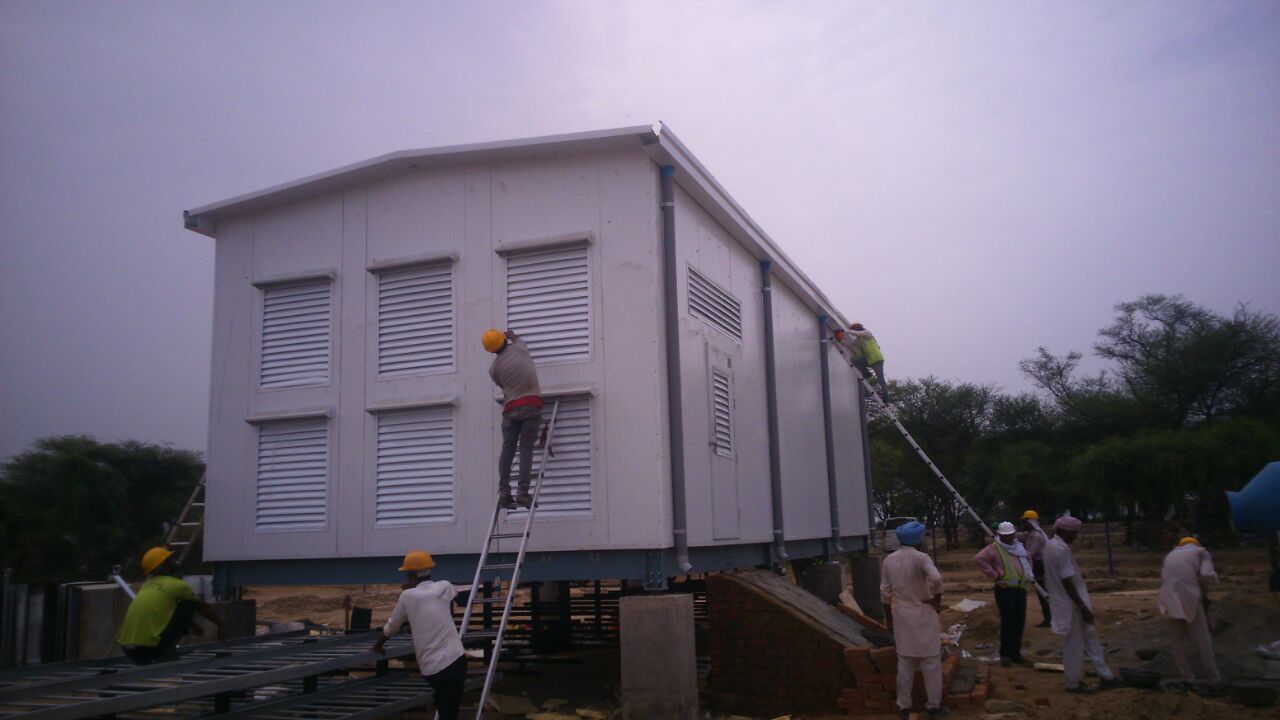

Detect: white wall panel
[773,282,830,540]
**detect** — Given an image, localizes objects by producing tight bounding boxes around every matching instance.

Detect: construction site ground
[245,537,1279,719]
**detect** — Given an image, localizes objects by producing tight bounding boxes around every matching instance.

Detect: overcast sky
[2,1,1277,462]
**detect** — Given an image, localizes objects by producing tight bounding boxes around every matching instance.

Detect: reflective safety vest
[860,337,885,365]
[993,542,1027,588]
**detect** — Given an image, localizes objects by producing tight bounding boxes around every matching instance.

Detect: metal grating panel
[255,418,328,531]
[260,280,332,388]
[688,266,742,341]
[376,263,454,377]
[375,406,454,526]
[505,245,591,364]
[508,395,592,518]
[712,369,733,457]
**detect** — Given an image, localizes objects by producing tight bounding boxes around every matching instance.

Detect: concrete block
[621,594,697,720]
[800,563,844,605]
[849,554,884,620]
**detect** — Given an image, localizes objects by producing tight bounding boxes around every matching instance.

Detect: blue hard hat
[895,521,927,546]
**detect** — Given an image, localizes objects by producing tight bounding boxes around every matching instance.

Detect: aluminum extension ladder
[164,474,207,567]
[831,335,1048,597]
[455,399,562,720]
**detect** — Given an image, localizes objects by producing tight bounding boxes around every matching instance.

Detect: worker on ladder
[483,328,542,510]
[834,322,891,403]
[371,550,467,720]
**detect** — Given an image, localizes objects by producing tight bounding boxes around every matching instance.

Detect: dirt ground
[246,537,1280,719]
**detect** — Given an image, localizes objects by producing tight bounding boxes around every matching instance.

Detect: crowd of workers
[879,513,1224,718]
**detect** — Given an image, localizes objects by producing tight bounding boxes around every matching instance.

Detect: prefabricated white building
[183,124,875,588]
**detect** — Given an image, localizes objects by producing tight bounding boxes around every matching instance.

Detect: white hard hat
[996,521,1017,535]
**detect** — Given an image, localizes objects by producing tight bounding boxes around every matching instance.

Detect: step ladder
[830,333,1048,596]
[456,399,562,720]
[163,474,206,567]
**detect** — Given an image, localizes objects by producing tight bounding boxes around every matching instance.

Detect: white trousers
[1062,612,1114,689]
[1168,613,1220,682]
[896,653,942,710]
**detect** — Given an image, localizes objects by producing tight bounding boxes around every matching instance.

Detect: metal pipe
[109,565,136,600]
[659,165,693,574]
[760,260,787,562]
[817,316,842,557]
[858,377,879,548]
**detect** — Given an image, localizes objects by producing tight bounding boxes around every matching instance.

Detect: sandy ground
[245,536,1279,719]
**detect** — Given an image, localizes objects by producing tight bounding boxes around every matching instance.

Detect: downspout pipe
[659,165,693,574]
[817,315,843,557]
[858,376,879,548]
[760,260,788,563]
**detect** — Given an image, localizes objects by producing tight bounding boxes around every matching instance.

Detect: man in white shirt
[1159,537,1223,687]
[880,521,950,719]
[371,550,467,720]
[1041,515,1122,694]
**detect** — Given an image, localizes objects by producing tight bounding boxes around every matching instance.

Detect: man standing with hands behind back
[881,521,950,719]
[1042,515,1123,694]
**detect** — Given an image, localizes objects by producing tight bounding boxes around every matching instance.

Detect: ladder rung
[180,522,202,527]
[470,596,511,605]
[489,533,524,540]
[168,541,191,547]
[191,503,205,508]
[483,563,517,570]
[463,630,500,641]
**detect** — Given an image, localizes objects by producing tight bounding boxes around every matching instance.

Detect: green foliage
[0,436,203,582]
[870,294,1280,542]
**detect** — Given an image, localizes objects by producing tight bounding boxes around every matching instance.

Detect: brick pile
[838,647,989,715]
[707,570,871,716]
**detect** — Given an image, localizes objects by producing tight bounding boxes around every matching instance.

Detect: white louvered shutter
[712,369,734,457]
[508,395,592,519]
[260,280,332,388]
[505,245,591,364]
[377,263,454,377]
[688,267,742,341]
[375,407,455,526]
[255,418,328,531]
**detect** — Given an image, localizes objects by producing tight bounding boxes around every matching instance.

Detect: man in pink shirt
[975,522,1033,666]
[1159,537,1223,687]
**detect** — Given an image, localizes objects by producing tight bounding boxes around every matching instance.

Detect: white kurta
[880,545,944,658]
[1041,535,1091,636]
[1158,545,1216,622]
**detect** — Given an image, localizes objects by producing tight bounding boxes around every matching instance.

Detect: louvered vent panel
[377,263,454,377]
[375,407,455,526]
[507,395,592,519]
[255,418,328,531]
[688,267,742,341]
[260,280,332,388]
[712,369,733,457]
[505,245,591,364]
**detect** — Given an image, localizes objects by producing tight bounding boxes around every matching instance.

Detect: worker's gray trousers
[853,359,891,402]
[1061,611,1114,689]
[499,405,541,494]
[1168,612,1220,683]
[896,653,942,710]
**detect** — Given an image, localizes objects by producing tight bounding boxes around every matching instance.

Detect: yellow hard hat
[398,549,436,572]
[482,329,505,353]
[1178,536,1201,547]
[1021,510,1039,520]
[141,547,174,575]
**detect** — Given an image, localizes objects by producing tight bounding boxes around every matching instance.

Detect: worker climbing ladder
[455,399,563,720]
[829,334,1047,597]
[164,474,207,567]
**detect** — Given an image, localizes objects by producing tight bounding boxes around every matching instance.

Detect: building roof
[182,123,849,325]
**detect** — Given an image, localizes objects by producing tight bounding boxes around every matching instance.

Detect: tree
[0,436,203,582]
[1094,295,1280,427]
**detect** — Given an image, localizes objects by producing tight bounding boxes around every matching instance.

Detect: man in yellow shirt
[834,322,891,403]
[117,547,226,664]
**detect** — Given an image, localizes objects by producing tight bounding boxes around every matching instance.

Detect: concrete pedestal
[800,563,844,605]
[620,594,698,720]
[849,553,884,620]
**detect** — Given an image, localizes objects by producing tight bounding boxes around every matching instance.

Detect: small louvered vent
[260,280,332,389]
[688,267,742,340]
[505,245,591,364]
[377,263,454,377]
[507,395,592,519]
[255,418,328,531]
[712,369,733,457]
[374,407,455,526]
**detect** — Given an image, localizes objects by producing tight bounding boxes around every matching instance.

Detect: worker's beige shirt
[1042,536,1091,635]
[880,545,944,658]
[382,581,465,676]
[489,335,540,407]
[1158,545,1216,622]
